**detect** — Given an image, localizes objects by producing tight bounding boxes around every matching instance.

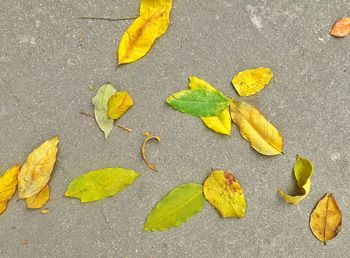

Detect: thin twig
[79,111,132,132]
[79,16,138,22]
[141,131,160,171]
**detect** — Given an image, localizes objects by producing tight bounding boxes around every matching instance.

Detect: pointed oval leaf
[232,67,273,96]
[144,183,204,231]
[108,91,133,120]
[118,0,172,64]
[230,100,283,155]
[167,88,230,117]
[310,193,342,243]
[330,17,350,37]
[0,165,20,215]
[204,170,246,218]
[189,76,231,135]
[278,155,314,204]
[18,136,59,199]
[93,84,117,139]
[65,168,140,203]
[26,184,50,209]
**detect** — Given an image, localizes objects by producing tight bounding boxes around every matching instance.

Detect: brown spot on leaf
[224,171,236,185]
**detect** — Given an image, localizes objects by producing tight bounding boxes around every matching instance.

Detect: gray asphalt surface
[0,0,349,257]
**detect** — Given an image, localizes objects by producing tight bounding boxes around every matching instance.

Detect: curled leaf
[141,132,160,171]
[18,136,59,199]
[118,0,173,64]
[278,155,314,204]
[188,76,231,135]
[330,17,350,37]
[65,168,140,203]
[92,84,116,139]
[167,88,231,117]
[108,91,133,120]
[25,184,50,209]
[310,193,342,244]
[232,67,273,96]
[203,170,246,218]
[230,100,283,155]
[0,165,20,215]
[40,208,49,214]
[144,183,204,231]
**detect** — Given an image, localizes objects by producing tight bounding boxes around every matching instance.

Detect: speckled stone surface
[0,0,349,257]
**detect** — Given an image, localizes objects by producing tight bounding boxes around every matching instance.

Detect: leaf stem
[141,132,160,171]
[79,111,132,132]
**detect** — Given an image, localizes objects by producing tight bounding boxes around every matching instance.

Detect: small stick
[79,111,132,132]
[141,131,160,171]
[78,16,138,22]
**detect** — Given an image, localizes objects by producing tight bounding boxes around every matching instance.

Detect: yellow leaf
[18,136,59,199]
[118,0,172,64]
[203,170,246,218]
[25,184,50,209]
[40,208,49,214]
[0,165,20,215]
[108,91,133,120]
[278,155,314,204]
[232,67,273,96]
[310,193,342,243]
[230,100,283,155]
[188,76,231,135]
[330,17,350,37]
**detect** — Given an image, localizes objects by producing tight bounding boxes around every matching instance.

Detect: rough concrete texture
[0,0,349,257]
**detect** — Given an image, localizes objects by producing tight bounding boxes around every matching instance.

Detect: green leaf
[166,88,230,117]
[64,168,140,203]
[92,84,116,139]
[188,76,231,135]
[144,183,204,231]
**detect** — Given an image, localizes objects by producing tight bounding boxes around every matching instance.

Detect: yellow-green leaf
[278,155,314,204]
[18,136,59,199]
[232,67,273,96]
[25,184,50,209]
[167,88,231,117]
[107,91,133,120]
[65,168,140,203]
[188,76,231,135]
[144,183,204,231]
[230,100,283,155]
[92,84,116,139]
[310,193,342,243]
[203,170,246,218]
[0,165,20,215]
[118,0,172,64]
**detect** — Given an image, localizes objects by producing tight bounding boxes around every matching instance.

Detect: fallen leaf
[230,100,283,155]
[167,88,231,117]
[108,91,133,120]
[330,17,350,37]
[232,67,273,96]
[40,208,49,214]
[65,168,140,202]
[92,84,116,139]
[25,184,50,209]
[310,193,342,244]
[278,155,314,204]
[144,183,204,231]
[203,170,246,218]
[118,0,172,64]
[18,136,59,199]
[188,76,231,135]
[0,165,20,215]
[141,131,160,171]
